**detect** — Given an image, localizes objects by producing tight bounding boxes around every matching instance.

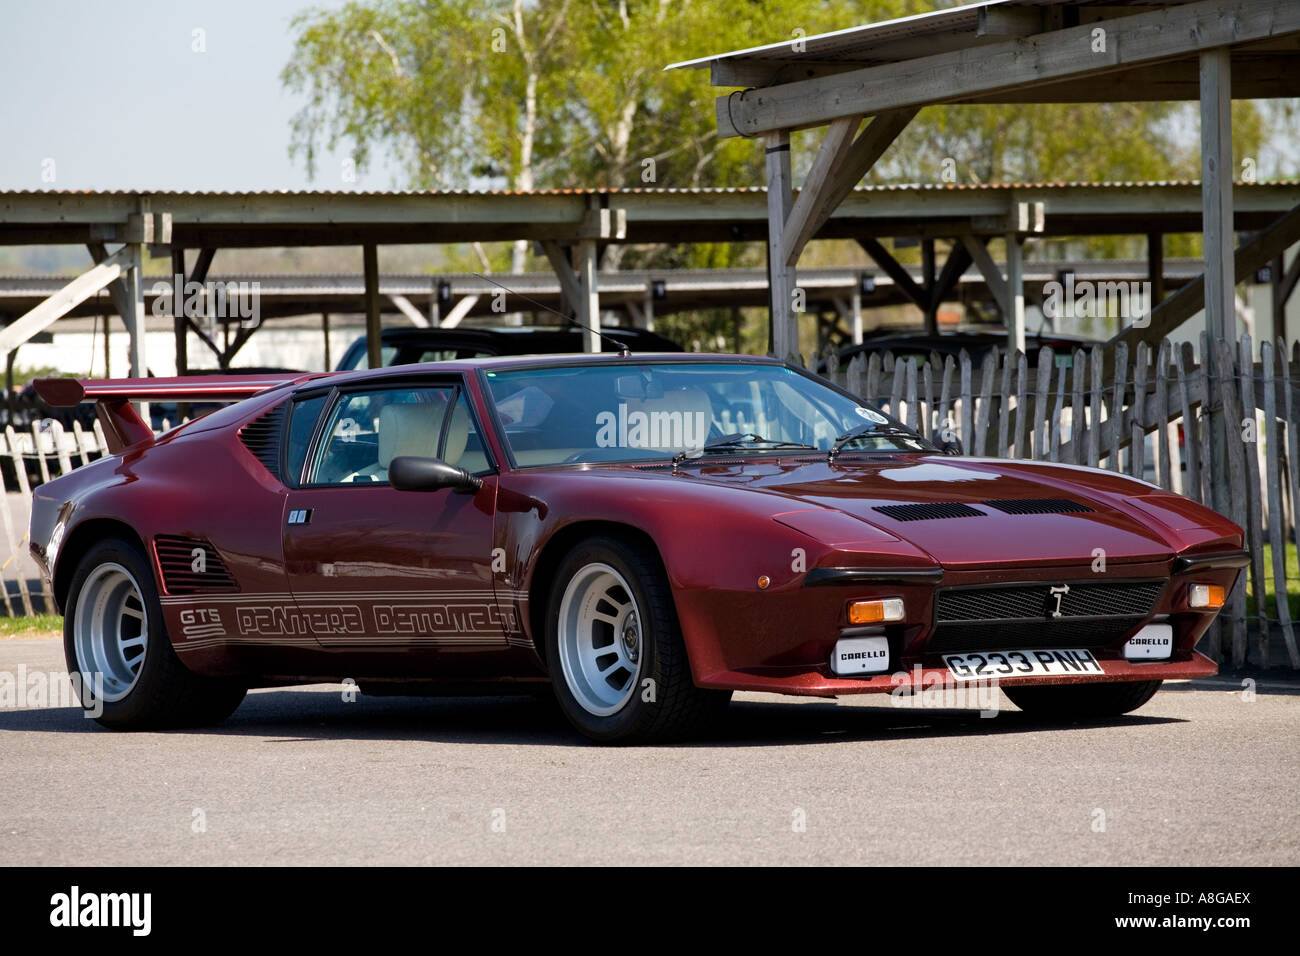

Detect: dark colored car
[31,354,1242,743]
[335,325,683,371]
[825,329,1102,372]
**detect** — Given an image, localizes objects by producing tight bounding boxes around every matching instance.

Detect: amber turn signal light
[1187,583,1226,609]
[848,597,905,625]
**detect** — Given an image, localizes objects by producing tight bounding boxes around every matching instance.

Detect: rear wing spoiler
[33,373,311,454]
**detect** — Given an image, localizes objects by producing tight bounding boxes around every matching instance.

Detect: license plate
[830,635,890,675]
[943,648,1103,681]
[1123,623,1173,659]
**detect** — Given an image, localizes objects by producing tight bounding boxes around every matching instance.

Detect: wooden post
[322,312,332,370]
[120,245,147,378]
[765,130,797,360]
[921,239,938,336]
[850,286,863,345]
[363,244,381,369]
[1200,47,1235,519]
[1147,233,1165,306]
[575,240,601,353]
[1006,234,1025,353]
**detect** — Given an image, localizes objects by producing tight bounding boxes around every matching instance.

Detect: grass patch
[1246,541,1300,620]
[0,613,63,638]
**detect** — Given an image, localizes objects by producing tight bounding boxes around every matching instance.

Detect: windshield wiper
[827,422,918,463]
[672,432,816,465]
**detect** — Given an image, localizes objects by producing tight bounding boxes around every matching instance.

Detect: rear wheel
[546,536,729,743]
[1004,679,1162,718]
[64,538,246,729]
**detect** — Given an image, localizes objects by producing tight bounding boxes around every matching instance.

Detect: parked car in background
[825,329,1102,372]
[336,325,683,371]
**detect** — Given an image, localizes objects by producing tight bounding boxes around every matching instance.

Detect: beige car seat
[621,386,713,453]
[344,400,469,483]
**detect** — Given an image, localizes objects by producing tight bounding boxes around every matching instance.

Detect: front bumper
[679,552,1243,697]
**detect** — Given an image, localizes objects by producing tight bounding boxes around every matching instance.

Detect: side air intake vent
[983,498,1094,515]
[874,502,985,521]
[155,535,239,594]
[239,404,285,481]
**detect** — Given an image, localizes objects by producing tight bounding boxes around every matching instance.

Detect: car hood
[667,454,1203,569]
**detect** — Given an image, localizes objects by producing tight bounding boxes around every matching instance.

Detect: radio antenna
[471,273,632,357]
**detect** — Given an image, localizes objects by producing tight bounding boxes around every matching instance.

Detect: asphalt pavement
[1,636,1295,866]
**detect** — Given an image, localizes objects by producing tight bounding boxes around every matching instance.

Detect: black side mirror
[389,456,483,493]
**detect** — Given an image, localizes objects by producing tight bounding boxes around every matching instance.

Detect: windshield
[482,362,933,467]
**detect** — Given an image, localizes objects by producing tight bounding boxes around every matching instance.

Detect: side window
[306,386,454,485]
[286,394,328,484]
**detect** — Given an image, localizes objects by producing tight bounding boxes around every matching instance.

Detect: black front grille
[239,404,285,481]
[874,502,985,521]
[155,535,239,594]
[930,620,1138,653]
[936,580,1165,623]
[927,579,1166,653]
[982,498,1094,515]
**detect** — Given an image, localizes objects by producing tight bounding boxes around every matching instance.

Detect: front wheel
[64,537,246,729]
[1003,679,1162,718]
[545,536,729,743]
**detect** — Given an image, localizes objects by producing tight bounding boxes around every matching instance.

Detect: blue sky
[0,0,400,191]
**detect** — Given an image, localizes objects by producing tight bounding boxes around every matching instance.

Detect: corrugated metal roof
[0,180,1294,199]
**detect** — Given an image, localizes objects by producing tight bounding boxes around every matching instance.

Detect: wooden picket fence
[815,332,1300,670]
[2,343,1297,670]
[0,417,116,617]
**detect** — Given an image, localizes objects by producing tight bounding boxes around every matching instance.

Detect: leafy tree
[282,0,1282,344]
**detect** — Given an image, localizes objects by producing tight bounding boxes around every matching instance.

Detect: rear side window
[286,394,328,483]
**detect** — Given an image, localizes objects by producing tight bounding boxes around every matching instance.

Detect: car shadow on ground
[0,686,1184,748]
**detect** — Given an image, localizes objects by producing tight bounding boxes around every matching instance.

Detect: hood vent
[155,535,239,594]
[874,502,985,521]
[238,403,286,481]
[983,498,1094,515]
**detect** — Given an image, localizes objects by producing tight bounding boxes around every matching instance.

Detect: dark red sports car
[30,354,1244,742]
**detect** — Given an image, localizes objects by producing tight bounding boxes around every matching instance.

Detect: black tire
[1004,679,1163,718]
[545,536,729,743]
[63,537,246,730]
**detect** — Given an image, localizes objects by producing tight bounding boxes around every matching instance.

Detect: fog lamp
[847,597,905,625]
[1187,583,1226,609]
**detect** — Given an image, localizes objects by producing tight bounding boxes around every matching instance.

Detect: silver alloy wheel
[556,562,644,717]
[72,562,148,703]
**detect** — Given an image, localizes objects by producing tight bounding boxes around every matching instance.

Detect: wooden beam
[960,235,1009,316]
[780,115,863,266]
[0,245,134,354]
[783,110,918,271]
[716,0,1300,136]
[931,241,973,310]
[856,238,926,309]
[1107,205,1300,364]
[539,240,584,311]
[438,296,480,329]
[387,293,429,327]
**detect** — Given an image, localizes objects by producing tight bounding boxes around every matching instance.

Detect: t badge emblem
[1047,584,1070,618]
